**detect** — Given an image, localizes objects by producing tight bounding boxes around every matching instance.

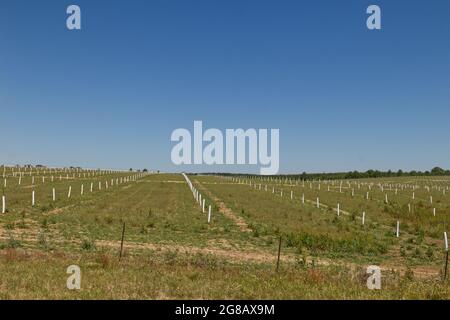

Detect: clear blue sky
[1,0,449,173]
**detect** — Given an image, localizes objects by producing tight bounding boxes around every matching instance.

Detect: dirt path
[111,240,440,278]
[46,204,77,216]
[98,239,282,263]
[193,179,252,232]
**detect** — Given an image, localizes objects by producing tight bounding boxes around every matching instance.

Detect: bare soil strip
[193,179,252,232]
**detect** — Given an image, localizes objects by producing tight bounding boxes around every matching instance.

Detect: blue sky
[1,0,449,173]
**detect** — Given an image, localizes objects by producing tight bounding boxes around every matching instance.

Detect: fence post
[1,194,5,214]
[120,222,126,260]
[444,232,449,281]
[276,236,282,272]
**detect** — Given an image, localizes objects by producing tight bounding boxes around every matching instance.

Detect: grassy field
[0,166,449,299]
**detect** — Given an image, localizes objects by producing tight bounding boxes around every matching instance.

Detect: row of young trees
[293,167,449,180]
[209,167,450,181]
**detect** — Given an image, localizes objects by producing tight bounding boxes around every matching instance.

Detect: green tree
[431,167,445,175]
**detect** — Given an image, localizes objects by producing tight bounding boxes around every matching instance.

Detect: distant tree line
[207,167,449,181]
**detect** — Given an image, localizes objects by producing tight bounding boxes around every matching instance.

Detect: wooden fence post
[120,222,126,260]
[444,232,449,281]
[276,236,282,272]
